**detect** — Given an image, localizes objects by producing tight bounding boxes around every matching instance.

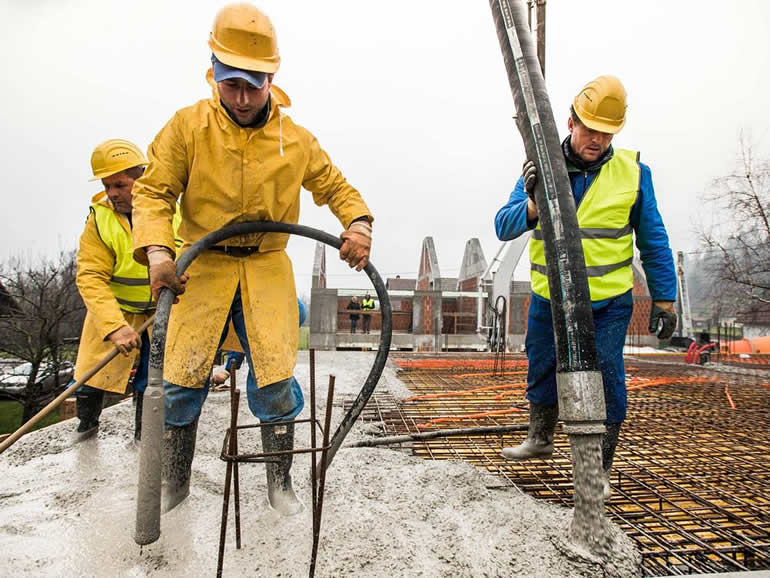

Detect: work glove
[147,249,188,303]
[649,302,677,340]
[107,325,142,357]
[522,160,537,203]
[340,220,372,272]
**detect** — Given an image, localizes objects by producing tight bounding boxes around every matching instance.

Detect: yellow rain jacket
[74,193,181,393]
[132,70,372,389]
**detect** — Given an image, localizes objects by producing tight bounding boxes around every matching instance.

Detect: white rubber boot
[501,404,559,460]
[261,422,304,516]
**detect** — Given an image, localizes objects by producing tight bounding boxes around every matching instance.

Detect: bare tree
[697,136,770,312]
[0,251,85,423]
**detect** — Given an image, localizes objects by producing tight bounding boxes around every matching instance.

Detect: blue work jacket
[494,146,677,308]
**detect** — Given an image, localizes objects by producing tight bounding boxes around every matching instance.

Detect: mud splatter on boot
[161,419,198,513]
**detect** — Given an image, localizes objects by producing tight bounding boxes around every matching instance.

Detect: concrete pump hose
[135,221,392,545]
[488,0,605,423]
[489,0,611,556]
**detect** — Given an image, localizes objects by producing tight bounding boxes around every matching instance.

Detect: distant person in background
[348,296,361,334]
[361,293,375,334]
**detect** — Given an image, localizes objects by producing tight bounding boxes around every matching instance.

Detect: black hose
[168,221,391,462]
[137,221,391,545]
[489,0,598,373]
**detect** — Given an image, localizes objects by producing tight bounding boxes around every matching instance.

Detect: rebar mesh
[346,353,770,576]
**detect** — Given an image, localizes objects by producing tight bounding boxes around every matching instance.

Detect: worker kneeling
[131,3,373,516]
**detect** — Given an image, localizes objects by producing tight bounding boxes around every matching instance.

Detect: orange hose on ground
[405,382,527,403]
[452,370,528,378]
[495,388,527,401]
[395,359,528,370]
[627,377,718,391]
[724,385,736,410]
[416,408,524,429]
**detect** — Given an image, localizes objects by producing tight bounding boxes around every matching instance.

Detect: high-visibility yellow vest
[91,203,182,313]
[530,149,640,302]
[362,297,375,310]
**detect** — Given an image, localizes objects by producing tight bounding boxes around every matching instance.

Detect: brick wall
[629,296,652,336]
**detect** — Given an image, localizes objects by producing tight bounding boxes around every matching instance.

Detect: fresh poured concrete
[1,351,640,577]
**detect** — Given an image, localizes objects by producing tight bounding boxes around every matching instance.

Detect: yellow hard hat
[89,139,148,181]
[208,3,280,73]
[572,75,627,134]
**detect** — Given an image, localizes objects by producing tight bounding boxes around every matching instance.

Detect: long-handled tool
[0,315,155,455]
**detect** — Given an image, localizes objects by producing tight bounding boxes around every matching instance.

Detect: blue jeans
[133,330,151,394]
[524,291,633,424]
[164,286,304,427]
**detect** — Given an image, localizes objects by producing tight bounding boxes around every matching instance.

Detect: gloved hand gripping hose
[135,221,392,545]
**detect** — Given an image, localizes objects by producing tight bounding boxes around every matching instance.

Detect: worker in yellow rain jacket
[74,139,181,441]
[131,3,373,515]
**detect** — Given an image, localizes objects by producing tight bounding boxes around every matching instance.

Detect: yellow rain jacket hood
[131,69,372,388]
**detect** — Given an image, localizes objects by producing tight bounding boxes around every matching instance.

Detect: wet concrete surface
[0,351,641,577]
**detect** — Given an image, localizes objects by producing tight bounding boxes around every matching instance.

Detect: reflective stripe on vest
[91,204,153,313]
[361,298,375,310]
[529,149,640,301]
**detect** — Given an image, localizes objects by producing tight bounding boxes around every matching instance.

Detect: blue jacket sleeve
[630,162,677,302]
[495,176,536,241]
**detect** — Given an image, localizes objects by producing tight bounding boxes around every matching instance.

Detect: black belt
[209,245,261,257]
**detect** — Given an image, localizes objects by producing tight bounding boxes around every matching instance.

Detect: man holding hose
[494,75,677,499]
[131,3,373,515]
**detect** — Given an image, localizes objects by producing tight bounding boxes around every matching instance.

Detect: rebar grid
[352,353,770,576]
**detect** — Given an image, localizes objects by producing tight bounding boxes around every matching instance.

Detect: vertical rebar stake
[310,349,318,517]
[310,374,335,578]
[217,360,242,577]
[230,360,242,549]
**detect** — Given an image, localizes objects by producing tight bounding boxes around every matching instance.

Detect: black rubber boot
[162,420,198,513]
[133,392,144,444]
[501,403,559,460]
[602,422,622,500]
[261,422,303,516]
[75,387,105,438]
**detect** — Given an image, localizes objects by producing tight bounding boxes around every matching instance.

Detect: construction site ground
[361,351,770,576]
[1,350,768,576]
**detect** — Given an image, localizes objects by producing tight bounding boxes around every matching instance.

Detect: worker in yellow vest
[73,139,181,441]
[494,76,677,499]
[131,4,373,515]
[361,293,375,334]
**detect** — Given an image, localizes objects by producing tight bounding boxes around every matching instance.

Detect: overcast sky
[1,0,769,296]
